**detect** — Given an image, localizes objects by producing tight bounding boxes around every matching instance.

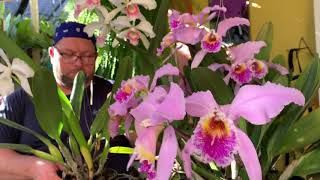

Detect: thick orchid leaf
[148,0,169,55]
[70,71,85,119]
[277,108,320,154]
[291,148,320,177]
[0,117,63,162]
[31,68,63,140]
[189,67,234,105]
[90,94,112,135]
[0,31,38,71]
[111,56,133,95]
[266,57,320,159]
[0,143,61,163]
[255,22,273,60]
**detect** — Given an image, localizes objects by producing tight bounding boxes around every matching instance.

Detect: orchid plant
[1,1,320,180]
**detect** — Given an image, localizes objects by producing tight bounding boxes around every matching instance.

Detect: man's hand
[30,158,62,180]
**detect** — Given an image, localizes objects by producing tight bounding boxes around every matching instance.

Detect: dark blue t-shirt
[0,76,112,152]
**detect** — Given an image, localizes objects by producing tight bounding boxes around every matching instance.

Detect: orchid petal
[11,58,34,78]
[135,20,155,38]
[156,126,178,180]
[139,33,150,49]
[191,49,207,69]
[109,0,123,7]
[0,49,11,66]
[0,76,14,96]
[151,83,186,125]
[127,153,138,170]
[267,62,289,75]
[14,71,33,97]
[124,115,133,137]
[208,63,231,72]
[117,29,129,39]
[84,22,104,37]
[237,128,262,180]
[185,91,219,117]
[217,17,250,37]
[108,101,128,117]
[229,82,305,125]
[229,41,266,62]
[130,0,157,10]
[133,75,150,89]
[150,63,179,90]
[175,27,206,45]
[102,6,123,24]
[110,16,131,31]
[112,38,120,47]
[182,139,193,179]
[108,116,121,138]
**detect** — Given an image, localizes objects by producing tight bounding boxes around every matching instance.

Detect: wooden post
[29,0,41,63]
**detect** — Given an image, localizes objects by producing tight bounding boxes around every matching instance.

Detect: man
[0,22,131,179]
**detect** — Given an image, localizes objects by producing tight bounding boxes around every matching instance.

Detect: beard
[60,73,91,89]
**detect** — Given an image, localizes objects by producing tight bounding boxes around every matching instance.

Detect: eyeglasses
[54,47,97,65]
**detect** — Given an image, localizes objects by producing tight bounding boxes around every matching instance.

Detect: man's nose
[74,56,84,67]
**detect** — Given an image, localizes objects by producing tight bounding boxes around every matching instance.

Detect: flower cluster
[75,0,156,48]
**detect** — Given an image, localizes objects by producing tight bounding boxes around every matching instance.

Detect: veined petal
[0,76,14,96]
[14,71,33,97]
[229,41,266,62]
[191,49,207,69]
[150,63,179,90]
[229,82,305,125]
[0,48,11,66]
[135,20,155,38]
[185,91,219,117]
[237,128,262,180]
[151,83,186,125]
[267,62,289,75]
[11,58,34,78]
[110,16,131,31]
[139,33,150,49]
[217,17,250,37]
[182,140,193,179]
[129,0,157,10]
[156,126,178,180]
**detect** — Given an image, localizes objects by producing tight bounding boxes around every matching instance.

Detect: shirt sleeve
[0,90,25,143]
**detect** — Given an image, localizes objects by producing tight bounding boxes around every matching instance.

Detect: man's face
[49,37,97,89]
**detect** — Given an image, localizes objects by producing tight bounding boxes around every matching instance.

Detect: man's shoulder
[93,75,113,93]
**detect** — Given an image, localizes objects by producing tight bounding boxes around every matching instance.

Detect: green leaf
[0,30,38,71]
[70,71,85,119]
[189,67,234,105]
[0,143,60,163]
[291,148,320,177]
[32,68,63,140]
[0,117,63,162]
[148,0,170,55]
[90,94,111,135]
[111,56,133,94]
[255,22,273,60]
[277,108,320,154]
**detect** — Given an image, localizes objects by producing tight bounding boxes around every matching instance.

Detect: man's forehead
[55,37,96,51]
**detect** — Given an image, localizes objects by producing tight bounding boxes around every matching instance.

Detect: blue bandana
[53,22,96,46]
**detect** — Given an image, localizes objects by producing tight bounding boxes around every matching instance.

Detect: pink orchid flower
[182,82,305,180]
[108,64,180,138]
[157,6,226,56]
[74,0,101,18]
[191,17,250,68]
[209,41,289,85]
[129,82,186,180]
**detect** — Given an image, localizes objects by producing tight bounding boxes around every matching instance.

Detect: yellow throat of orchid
[202,111,231,139]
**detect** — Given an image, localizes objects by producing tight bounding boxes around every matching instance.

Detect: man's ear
[48,47,54,58]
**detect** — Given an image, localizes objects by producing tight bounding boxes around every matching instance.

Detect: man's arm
[0,149,61,180]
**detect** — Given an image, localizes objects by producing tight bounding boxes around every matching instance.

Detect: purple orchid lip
[230,63,252,84]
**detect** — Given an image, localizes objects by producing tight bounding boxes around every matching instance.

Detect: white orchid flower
[111,16,155,49]
[0,49,34,97]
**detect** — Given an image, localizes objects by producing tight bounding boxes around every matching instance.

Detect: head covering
[53,22,96,46]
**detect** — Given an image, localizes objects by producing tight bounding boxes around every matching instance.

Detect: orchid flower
[108,64,180,138]
[0,49,34,97]
[74,0,101,18]
[129,82,185,180]
[157,6,226,56]
[111,16,155,49]
[182,82,305,180]
[208,41,289,85]
[191,17,250,68]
